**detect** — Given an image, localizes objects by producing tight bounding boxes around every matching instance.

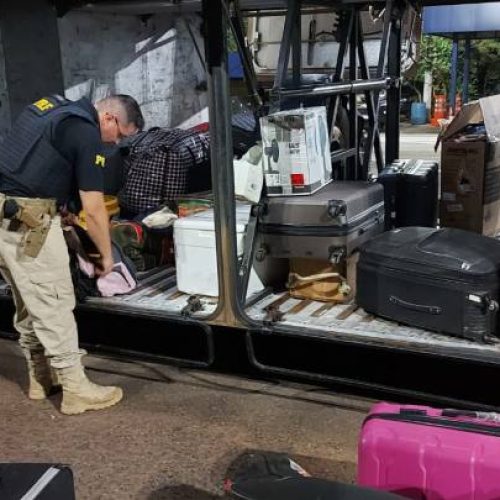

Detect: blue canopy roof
[423,2,500,38]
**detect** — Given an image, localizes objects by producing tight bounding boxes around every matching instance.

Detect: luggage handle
[442,409,500,422]
[290,273,345,283]
[389,295,442,315]
[401,408,500,422]
[288,272,343,285]
[366,412,500,437]
[287,272,352,296]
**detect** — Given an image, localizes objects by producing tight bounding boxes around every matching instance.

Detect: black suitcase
[0,463,75,499]
[225,451,402,499]
[357,227,500,342]
[259,181,384,263]
[378,159,438,230]
[230,477,403,499]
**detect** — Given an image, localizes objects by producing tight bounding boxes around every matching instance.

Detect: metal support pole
[327,10,353,138]
[202,0,240,323]
[385,6,401,165]
[357,13,382,178]
[348,7,358,179]
[184,19,207,73]
[278,78,392,98]
[292,0,302,88]
[363,0,392,173]
[449,36,459,115]
[273,0,300,91]
[226,0,263,108]
[463,37,471,104]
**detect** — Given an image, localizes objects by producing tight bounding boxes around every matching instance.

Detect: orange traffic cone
[431,94,447,127]
[455,93,462,115]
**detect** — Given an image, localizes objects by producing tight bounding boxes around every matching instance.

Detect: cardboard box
[260,106,332,196]
[440,95,500,236]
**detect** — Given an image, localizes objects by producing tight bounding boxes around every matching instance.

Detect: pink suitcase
[358,402,500,499]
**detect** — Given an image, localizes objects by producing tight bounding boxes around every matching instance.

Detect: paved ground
[0,339,371,499]
[387,129,440,162]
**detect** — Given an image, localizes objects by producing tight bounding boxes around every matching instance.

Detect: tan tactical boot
[23,350,61,400]
[57,363,123,415]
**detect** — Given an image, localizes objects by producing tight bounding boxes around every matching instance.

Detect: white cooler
[174,205,263,297]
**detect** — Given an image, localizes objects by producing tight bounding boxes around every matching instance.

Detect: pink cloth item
[67,227,137,297]
[96,262,137,297]
[77,254,95,279]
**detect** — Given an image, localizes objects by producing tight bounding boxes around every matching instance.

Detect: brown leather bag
[287,258,352,303]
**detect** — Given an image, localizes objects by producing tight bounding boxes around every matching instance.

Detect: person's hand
[95,254,114,276]
[60,209,78,227]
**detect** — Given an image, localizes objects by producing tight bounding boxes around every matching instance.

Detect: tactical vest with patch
[0,96,98,205]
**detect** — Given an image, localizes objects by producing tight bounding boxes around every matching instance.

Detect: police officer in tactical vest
[0,94,142,415]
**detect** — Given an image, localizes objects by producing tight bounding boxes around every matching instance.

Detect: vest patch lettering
[33,98,55,112]
[95,154,106,167]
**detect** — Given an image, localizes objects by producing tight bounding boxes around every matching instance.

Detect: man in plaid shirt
[119,128,210,219]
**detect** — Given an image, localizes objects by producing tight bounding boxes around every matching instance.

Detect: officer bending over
[0,94,140,415]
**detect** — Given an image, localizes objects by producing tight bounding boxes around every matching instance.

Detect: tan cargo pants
[0,216,80,368]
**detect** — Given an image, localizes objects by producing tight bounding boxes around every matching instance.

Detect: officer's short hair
[95,95,145,131]
[114,94,145,131]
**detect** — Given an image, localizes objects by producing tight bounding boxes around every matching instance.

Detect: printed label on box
[442,192,456,202]
[446,203,464,213]
[265,174,280,187]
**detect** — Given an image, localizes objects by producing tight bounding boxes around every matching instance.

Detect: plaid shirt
[119,128,210,215]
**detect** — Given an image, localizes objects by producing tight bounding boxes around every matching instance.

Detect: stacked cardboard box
[440,95,500,236]
[260,106,332,196]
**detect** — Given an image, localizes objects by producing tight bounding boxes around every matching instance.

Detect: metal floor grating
[245,291,500,356]
[3,271,500,358]
[83,266,219,317]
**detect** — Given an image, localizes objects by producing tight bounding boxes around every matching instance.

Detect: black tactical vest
[0,95,98,205]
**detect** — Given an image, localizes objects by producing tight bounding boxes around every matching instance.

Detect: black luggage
[232,111,261,158]
[225,451,402,499]
[230,477,403,499]
[259,181,384,262]
[357,227,500,342]
[0,463,75,500]
[378,159,438,230]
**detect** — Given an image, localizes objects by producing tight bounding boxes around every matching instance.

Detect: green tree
[411,36,500,101]
[469,40,500,99]
[415,36,452,94]
[227,28,238,52]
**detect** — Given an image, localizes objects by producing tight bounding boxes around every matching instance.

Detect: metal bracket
[263,304,284,323]
[255,245,268,263]
[328,200,347,218]
[238,203,263,304]
[329,247,346,265]
[181,295,204,317]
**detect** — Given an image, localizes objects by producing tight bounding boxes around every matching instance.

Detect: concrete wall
[59,12,207,129]
[0,28,11,141]
[0,11,207,137]
[0,1,64,127]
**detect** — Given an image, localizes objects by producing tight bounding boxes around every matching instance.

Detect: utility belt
[0,193,57,257]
